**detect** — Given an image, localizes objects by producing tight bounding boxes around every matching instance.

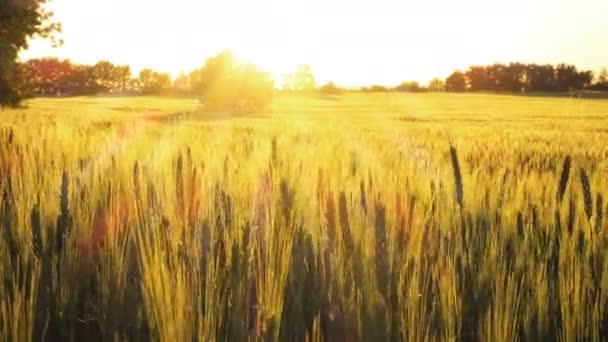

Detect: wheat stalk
[449,142,464,208]
[557,156,572,204]
[579,167,592,220]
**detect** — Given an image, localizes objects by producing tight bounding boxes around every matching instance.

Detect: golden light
[21,0,608,86]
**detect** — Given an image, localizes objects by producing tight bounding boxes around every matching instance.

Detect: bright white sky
[21,0,608,86]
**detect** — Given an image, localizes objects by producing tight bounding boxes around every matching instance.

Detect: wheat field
[1,93,608,341]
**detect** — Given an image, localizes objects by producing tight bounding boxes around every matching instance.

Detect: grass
[1,92,608,340]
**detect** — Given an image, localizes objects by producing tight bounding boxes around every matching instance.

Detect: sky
[21,0,608,87]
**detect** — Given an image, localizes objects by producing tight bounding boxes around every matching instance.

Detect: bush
[362,85,389,92]
[318,82,343,95]
[394,81,426,93]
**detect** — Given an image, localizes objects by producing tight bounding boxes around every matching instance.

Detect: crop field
[1,93,608,341]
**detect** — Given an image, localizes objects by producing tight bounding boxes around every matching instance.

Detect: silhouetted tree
[497,63,526,92]
[446,71,466,91]
[555,64,580,91]
[0,0,61,106]
[599,68,608,85]
[466,66,491,91]
[591,67,608,90]
[526,64,555,91]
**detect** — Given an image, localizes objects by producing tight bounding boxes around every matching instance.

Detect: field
[1,93,608,341]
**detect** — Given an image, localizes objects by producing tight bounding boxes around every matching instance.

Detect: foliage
[455,62,594,92]
[21,58,132,95]
[136,68,171,95]
[0,0,61,107]
[394,81,426,93]
[428,78,446,92]
[446,71,466,91]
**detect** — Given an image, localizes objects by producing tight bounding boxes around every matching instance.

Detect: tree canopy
[1,0,61,106]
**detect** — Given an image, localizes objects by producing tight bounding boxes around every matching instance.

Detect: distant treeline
[362,63,608,93]
[444,63,603,92]
[16,58,608,98]
[19,58,171,96]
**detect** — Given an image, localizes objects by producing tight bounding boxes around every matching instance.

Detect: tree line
[16,58,608,97]
[444,63,603,93]
[19,58,172,96]
[3,0,608,109]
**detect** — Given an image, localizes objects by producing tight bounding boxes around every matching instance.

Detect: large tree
[466,66,491,91]
[445,71,466,91]
[0,0,61,107]
[526,64,555,92]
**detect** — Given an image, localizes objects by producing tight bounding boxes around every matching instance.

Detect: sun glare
[20,0,608,86]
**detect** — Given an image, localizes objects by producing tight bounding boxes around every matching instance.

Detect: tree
[1,0,61,107]
[292,65,316,92]
[428,78,446,92]
[192,50,274,112]
[555,64,579,91]
[173,72,192,95]
[445,71,466,91]
[496,63,526,92]
[575,70,594,90]
[466,66,491,91]
[599,68,608,85]
[21,57,76,95]
[114,65,132,92]
[136,69,172,95]
[88,61,128,93]
[526,64,555,92]
[591,67,608,90]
